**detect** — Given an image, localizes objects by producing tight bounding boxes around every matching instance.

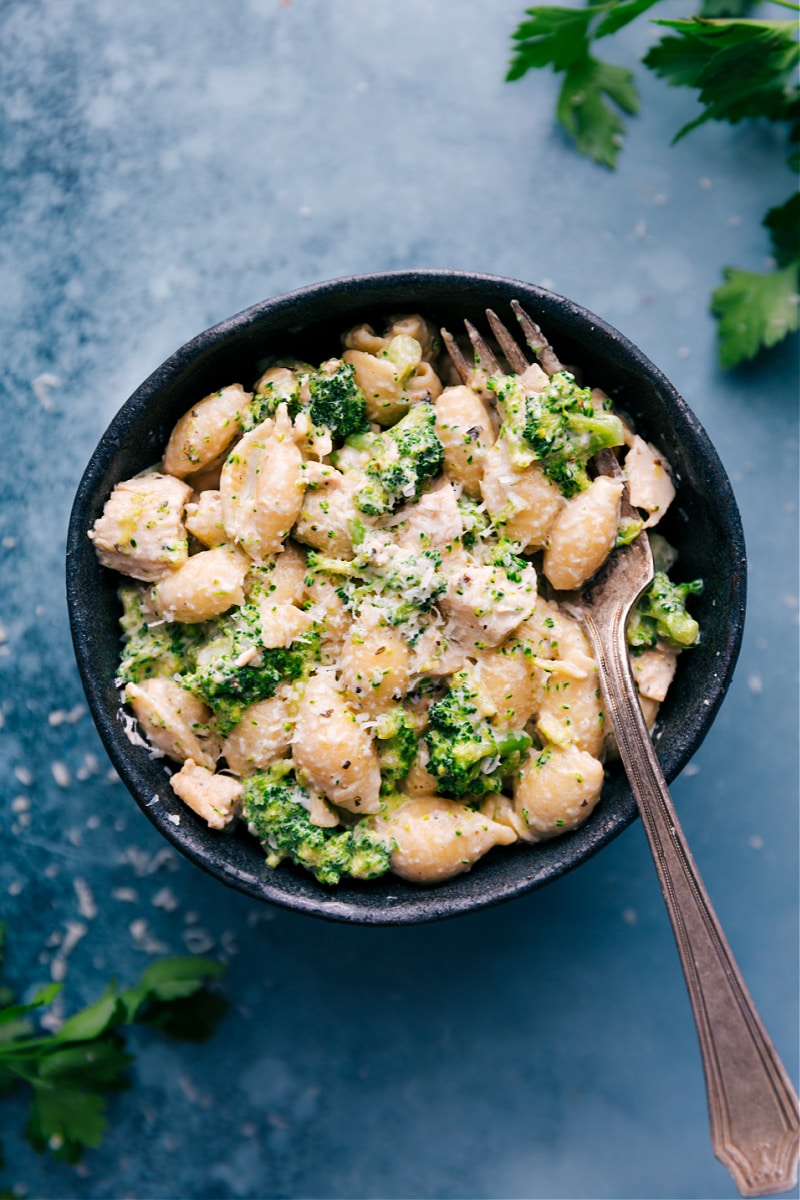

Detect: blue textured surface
[1,2,797,1198]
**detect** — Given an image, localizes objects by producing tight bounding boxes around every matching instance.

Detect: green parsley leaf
[593,0,662,39]
[505,1,799,364]
[25,1083,107,1162]
[0,921,227,1167]
[765,193,800,268]
[36,1037,134,1089]
[507,2,652,166]
[134,956,225,1003]
[556,56,639,168]
[137,990,229,1043]
[644,18,799,140]
[53,983,121,1043]
[0,983,62,1028]
[699,0,759,15]
[507,6,594,78]
[711,260,800,368]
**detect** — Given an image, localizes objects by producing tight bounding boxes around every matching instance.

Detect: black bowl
[66,270,746,925]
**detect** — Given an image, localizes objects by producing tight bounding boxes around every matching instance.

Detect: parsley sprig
[0,925,226,1168]
[507,1,799,367]
[507,0,662,168]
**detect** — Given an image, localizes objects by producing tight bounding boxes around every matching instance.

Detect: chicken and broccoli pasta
[89,310,701,886]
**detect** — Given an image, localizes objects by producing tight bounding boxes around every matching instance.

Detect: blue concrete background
[1,1,797,1197]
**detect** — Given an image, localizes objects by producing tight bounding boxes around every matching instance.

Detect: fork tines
[441,301,563,384]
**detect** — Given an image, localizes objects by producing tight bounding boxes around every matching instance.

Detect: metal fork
[443,305,800,1198]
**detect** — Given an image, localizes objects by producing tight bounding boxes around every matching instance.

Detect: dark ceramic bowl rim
[66,269,746,925]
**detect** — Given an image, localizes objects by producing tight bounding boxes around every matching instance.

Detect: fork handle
[582,606,800,1197]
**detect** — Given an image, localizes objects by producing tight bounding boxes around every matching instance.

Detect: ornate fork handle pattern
[576,592,800,1197]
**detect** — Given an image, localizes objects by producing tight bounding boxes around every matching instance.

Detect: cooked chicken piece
[253,602,315,649]
[169,758,242,830]
[185,489,227,547]
[440,555,538,649]
[394,481,463,549]
[124,678,220,767]
[624,435,676,528]
[89,473,192,581]
[631,644,678,702]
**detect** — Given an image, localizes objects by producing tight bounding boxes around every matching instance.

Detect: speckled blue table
[1,2,797,1198]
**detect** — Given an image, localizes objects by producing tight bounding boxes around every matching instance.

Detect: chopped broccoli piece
[242,763,393,885]
[375,708,418,787]
[354,403,444,515]
[307,361,368,439]
[117,585,202,684]
[489,540,529,583]
[180,605,319,734]
[240,375,303,431]
[425,672,532,799]
[489,370,625,496]
[457,495,492,549]
[616,516,644,547]
[627,570,703,649]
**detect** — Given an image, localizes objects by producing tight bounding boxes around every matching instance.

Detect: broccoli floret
[425,672,532,799]
[306,537,446,629]
[627,570,703,649]
[354,403,444,516]
[489,540,529,583]
[616,516,645,547]
[524,373,625,497]
[307,361,368,440]
[457,495,492,550]
[181,605,319,734]
[117,585,202,684]
[242,763,393,885]
[488,370,625,496]
[240,375,303,431]
[375,708,418,788]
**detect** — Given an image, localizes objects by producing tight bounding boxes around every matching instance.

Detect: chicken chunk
[124,678,220,767]
[394,481,463,549]
[89,473,192,582]
[170,758,242,830]
[440,555,538,649]
[624,435,675,529]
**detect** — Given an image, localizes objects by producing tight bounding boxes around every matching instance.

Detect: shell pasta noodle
[89,311,703,887]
